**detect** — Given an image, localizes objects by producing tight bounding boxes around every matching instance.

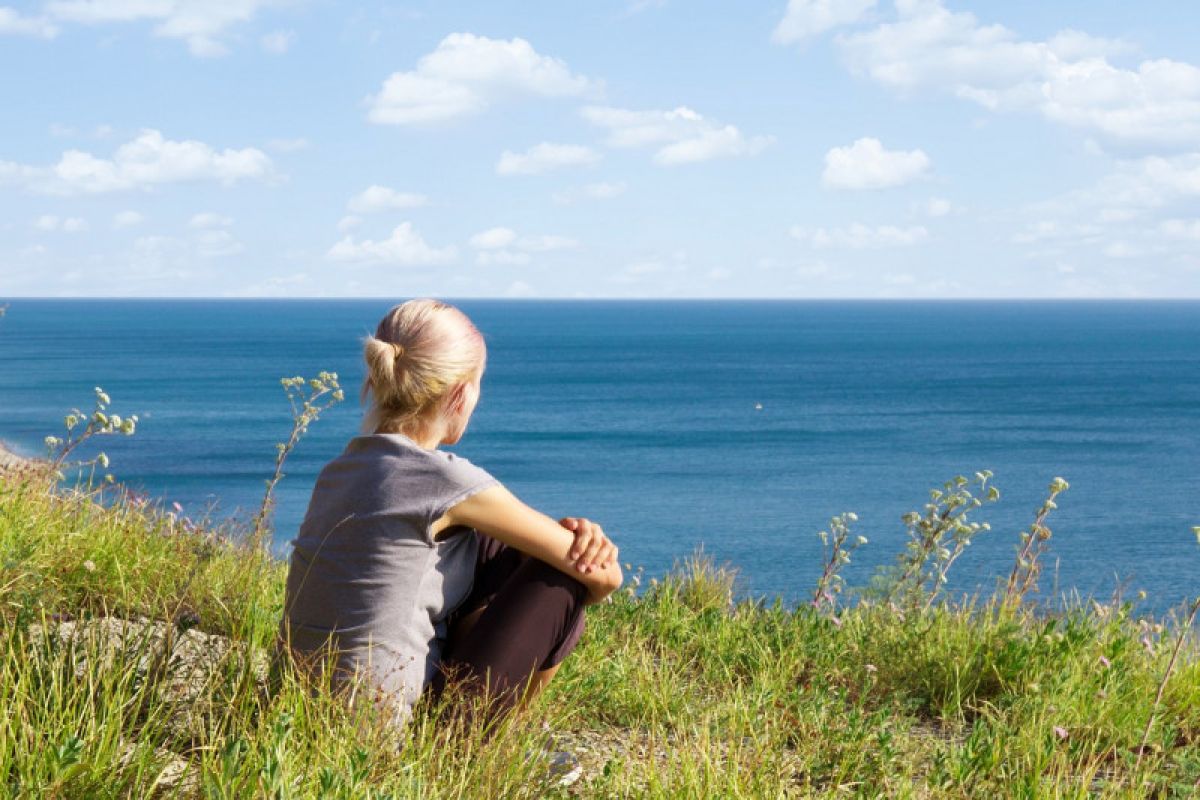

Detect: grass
[2,475,1200,798]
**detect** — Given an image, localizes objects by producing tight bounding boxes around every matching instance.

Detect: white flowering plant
[874,470,999,611]
[1002,477,1070,606]
[250,371,344,546]
[811,511,868,617]
[41,386,139,485]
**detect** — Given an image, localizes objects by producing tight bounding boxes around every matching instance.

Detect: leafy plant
[811,511,867,615]
[41,386,138,484]
[250,372,344,547]
[877,471,998,611]
[1002,477,1069,606]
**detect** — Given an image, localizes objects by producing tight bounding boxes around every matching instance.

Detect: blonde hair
[361,299,487,435]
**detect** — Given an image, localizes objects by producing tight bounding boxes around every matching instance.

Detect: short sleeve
[424,452,500,544]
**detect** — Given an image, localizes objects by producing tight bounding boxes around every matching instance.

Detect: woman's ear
[446,381,468,414]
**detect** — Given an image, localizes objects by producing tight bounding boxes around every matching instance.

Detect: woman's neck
[395,419,448,451]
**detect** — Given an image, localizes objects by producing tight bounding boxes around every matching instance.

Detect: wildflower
[82,560,95,572]
[96,453,109,469]
[1053,726,1069,740]
[864,664,877,673]
[172,501,184,514]
[1099,655,1111,669]
[1140,635,1154,655]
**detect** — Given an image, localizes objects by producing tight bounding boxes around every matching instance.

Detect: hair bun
[391,342,405,358]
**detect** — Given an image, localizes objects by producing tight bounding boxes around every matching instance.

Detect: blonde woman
[278,299,623,740]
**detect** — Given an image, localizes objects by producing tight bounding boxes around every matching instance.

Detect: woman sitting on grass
[278,298,623,735]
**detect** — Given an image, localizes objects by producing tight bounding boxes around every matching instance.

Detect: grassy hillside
[2,467,1199,799]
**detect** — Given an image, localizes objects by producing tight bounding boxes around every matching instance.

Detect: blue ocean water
[1,299,1198,612]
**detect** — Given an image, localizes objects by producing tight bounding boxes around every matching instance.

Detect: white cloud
[348,185,429,213]
[0,129,272,195]
[44,0,285,57]
[1160,219,1200,240]
[260,29,293,54]
[337,215,361,233]
[327,222,456,265]
[496,142,601,176]
[790,222,928,248]
[468,226,578,264]
[837,1,1200,149]
[772,0,875,44]
[469,227,518,250]
[503,280,536,297]
[367,33,595,125]
[925,197,952,217]
[189,212,233,229]
[196,229,243,257]
[581,105,773,165]
[552,181,628,204]
[32,214,87,232]
[822,137,930,189]
[113,210,144,228]
[0,7,58,38]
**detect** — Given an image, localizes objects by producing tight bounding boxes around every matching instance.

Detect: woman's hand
[445,486,624,604]
[559,517,618,574]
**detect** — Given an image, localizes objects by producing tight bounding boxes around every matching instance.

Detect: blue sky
[2,0,1199,298]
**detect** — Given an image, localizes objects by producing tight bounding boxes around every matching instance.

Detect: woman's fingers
[560,517,618,572]
[565,517,594,562]
[579,524,608,572]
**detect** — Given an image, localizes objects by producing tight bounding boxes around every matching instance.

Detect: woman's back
[279,432,498,718]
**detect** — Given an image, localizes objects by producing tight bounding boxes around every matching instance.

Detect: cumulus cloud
[468,226,578,264]
[1160,219,1200,240]
[822,137,930,189]
[367,33,595,125]
[581,105,773,165]
[790,222,928,248]
[837,1,1200,149]
[772,0,875,44]
[189,212,233,229]
[348,185,429,213]
[327,222,456,265]
[41,0,288,56]
[495,142,601,175]
[112,210,143,228]
[0,7,58,37]
[552,181,627,204]
[925,197,952,217]
[0,129,272,195]
[260,29,293,54]
[33,214,87,232]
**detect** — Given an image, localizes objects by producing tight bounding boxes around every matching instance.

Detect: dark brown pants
[429,531,588,717]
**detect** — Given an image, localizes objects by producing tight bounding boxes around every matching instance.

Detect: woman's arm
[439,484,624,605]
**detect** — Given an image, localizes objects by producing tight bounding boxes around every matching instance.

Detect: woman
[278,298,623,732]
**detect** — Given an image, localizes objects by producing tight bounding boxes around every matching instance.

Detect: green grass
[2,477,1199,798]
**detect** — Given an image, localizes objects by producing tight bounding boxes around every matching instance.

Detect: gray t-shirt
[279,432,499,722]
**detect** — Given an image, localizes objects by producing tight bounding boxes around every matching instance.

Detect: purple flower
[1053,726,1069,740]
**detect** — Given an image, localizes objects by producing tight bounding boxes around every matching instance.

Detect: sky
[1,0,1199,299]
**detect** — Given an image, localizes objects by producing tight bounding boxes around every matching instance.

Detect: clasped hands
[558,516,618,574]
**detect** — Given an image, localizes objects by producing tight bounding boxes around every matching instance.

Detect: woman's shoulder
[337,434,497,490]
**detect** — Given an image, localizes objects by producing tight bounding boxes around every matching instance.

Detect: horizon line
[6,296,1200,303]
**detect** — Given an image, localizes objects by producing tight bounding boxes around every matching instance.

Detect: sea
[1,299,1197,614]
